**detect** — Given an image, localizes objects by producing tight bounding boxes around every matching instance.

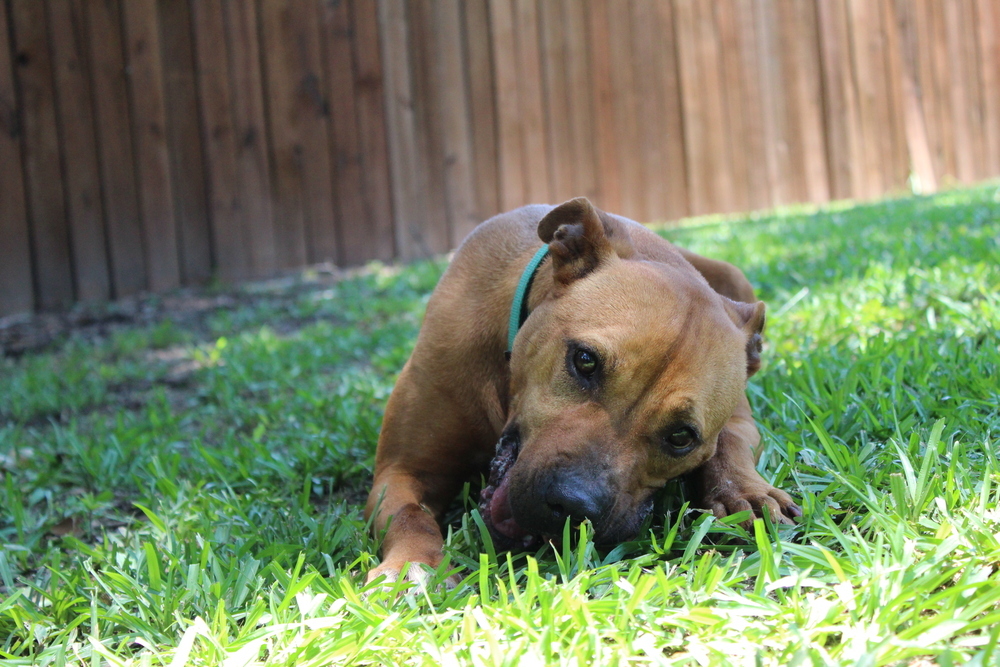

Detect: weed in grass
[1,185,999,665]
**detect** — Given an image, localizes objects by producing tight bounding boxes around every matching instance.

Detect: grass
[2,183,999,666]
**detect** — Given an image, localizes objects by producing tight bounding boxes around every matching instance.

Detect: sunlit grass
[2,183,999,665]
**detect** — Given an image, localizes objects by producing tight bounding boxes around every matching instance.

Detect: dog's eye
[664,426,698,454]
[572,348,598,377]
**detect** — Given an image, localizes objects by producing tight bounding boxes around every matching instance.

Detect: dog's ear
[724,298,766,377]
[537,198,617,285]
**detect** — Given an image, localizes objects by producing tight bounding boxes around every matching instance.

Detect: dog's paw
[700,479,802,527]
[365,561,461,594]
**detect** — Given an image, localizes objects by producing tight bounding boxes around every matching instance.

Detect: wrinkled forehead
[552,260,736,344]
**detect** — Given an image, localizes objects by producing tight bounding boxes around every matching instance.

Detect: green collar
[507,245,550,356]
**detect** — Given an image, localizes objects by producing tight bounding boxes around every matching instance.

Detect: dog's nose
[540,470,612,531]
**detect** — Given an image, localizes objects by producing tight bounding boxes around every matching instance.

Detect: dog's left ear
[724,298,766,377]
[537,198,617,285]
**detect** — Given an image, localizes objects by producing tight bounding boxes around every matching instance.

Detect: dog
[365,198,800,584]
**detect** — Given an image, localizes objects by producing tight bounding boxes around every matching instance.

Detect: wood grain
[0,0,34,315]
[10,0,74,309]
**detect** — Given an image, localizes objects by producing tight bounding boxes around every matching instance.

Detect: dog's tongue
[487,473,528,539]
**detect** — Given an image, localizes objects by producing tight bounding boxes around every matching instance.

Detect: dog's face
[481,199,764,547]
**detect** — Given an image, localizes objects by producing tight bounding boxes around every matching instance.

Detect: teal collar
[507,245,550,356]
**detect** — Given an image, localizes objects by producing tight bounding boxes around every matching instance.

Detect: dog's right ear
[537,198,617,285]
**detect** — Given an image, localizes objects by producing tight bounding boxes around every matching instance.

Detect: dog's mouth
[478,431,543,551]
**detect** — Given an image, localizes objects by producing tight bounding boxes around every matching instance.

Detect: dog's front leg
[690,393,801,525]
[365,464,464,586]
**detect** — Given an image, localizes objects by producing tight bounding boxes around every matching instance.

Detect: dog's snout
[546,476,602,522]
[514,468,614,535]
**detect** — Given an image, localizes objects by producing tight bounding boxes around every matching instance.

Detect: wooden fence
[1,0,998,316]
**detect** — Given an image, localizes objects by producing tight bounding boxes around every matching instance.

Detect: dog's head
[482,198,765,547]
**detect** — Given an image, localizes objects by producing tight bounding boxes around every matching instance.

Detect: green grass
[2,183,1000,665]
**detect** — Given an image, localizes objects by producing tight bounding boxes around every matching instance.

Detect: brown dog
[365,198,800,584]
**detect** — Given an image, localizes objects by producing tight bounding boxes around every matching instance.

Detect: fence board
[158,0,211,284]
[781,1,829,202]
[817,0,862,199]
[885,0,936,191]
[489,0,525,212]
[676,0,733,215]
[731,0,770,210]
[47,0,110,303]
[960,0,986,180]
[562,0,598,204]
[630,0,671,219]
[463,0,500,220]
[0,0,33,316]
[713,0,751,213]
[654,0,691,218]
[513,0,550,205]
[223,0,275,277]
[10,0,74,310]
[259,0,338,268]
[85,0,146,297]
[122,0,181,291]
[190,0,246,281]
[350,0,395,261]
[976,0,1000,176]
[605,0,643,218]
[540,0,574,203]
[434,0,477,245]
[586,0,620,212]
[322,0,366,265]
[408,0,450,256]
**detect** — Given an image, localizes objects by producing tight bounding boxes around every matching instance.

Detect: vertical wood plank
[605,0,643,218]
[927,0,957,182]
[885,0,936,191]
[190,0,248,282]
[322,0,367,265]
[713,0,751,213]
[780,0,829,202]
[976,0,1000,176]
[489,0,526,211]
[462,0,501,220]
[513,0,550,205]
[586,0,620,211]
[540,0,573,203]
[0,0,34,315]
[562,0,599,203]
[654,0,691,218]
[349,0,395,261]
[47,0,110,302]
[86,0,146,296]
[433,0,477,245]
[942,0,974,182]
[379,0,428,259]
[846,0,886,198]
[753,0,788,205]
[731,0,771,210]
[122,0,181,291]
[961,0,986,180]
[817,0,864,199]
[10,0,74,309]
[158,0,212,283]
[259,0,339,268]
[675,0,733,215]
[630,0,670,219]
[407,0,450,255]
[223,0,276,276]
[913,0,949,183]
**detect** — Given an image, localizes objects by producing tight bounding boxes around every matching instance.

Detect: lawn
[2,183,1000,666]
